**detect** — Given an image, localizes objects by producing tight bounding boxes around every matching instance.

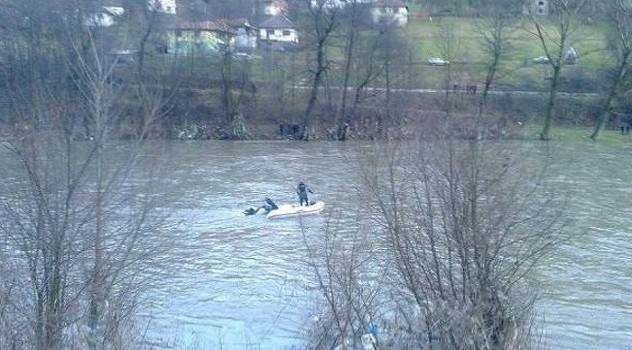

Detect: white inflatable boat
[266,201,326,220]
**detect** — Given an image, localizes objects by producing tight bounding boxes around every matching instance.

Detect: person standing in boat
[296,182,314,206]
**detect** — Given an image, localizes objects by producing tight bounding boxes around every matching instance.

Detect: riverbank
[522,125,632,145]
[154,86,605,141]
[1,84,622,143]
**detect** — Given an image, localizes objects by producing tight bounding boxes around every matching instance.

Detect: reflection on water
[141,141,632,349]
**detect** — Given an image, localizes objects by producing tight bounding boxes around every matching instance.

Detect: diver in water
[265,197,278,211]
[244,198,278,216]
[296,182,314,206]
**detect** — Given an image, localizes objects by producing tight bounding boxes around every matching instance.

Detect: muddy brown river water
[139,141,632,349]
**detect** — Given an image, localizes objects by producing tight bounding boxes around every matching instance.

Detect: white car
[428,57,450,66]
[233,52,262,60]
[532,56,550,64]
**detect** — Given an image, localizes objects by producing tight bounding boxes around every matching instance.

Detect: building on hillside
[310,0,347,8]
[310,0,374,9]
[523,0,549,16]
[167,20,236,55]
[225,18,259,51]
[84,6,125,27]
[370,0,408,26]
[258,15,298,47]
[149,0,177,15]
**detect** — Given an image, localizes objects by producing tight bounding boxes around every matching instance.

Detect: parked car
[532,56,550,64]
[233,52,262,60]
[428,57,450,66]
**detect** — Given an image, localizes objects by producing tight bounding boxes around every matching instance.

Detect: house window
[538,1,544,5]
[283,30,291,36]
[175,29,182,37]
[380,8,386,13]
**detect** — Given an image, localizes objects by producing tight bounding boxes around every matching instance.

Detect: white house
[149,0,177,15]
[259,15,298,44]
[370,0,408,27]
[310,0,374,9]
[310,0,348,8]
[227,19,259,51]
[84,6,125,27]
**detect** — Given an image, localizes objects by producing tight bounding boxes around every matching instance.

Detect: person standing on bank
[296,182,314,206]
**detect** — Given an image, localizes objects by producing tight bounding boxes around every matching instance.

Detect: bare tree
[469,0,520,141]
[527,0,586,140]
[219,44,252,140]
[590,0,632,140]
[0,2,173,348]
[437,22,461,122]
[350,39,383,139]
[374,23,407,138]
[358,134,563,348]
[334,0,363,141]
[302,221,383,350]
[476,1,515,116]
[303,0,339,140]
[304,123,565,348]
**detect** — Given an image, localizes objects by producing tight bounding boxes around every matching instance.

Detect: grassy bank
[523,124,632,145]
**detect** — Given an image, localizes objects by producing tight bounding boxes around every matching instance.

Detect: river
[140,141,632,350]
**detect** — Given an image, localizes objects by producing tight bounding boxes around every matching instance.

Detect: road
[293,85,601,99]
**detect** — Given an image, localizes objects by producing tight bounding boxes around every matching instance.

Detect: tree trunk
[541,64,561,141]
[382,50,391,139]
[89,83,105,350]
[591,52,629,140]
[337,12,357,141]
[479,54,499,117]
[304,37,327,141]
[221,49,234,127]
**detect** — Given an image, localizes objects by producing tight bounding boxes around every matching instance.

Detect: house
[226,18,259,51]
[524,0,549,16]
[310,0,374,9]
[370,0,408,26]
[310,0,347,8]
[149,0,177,15]
[167,20,236,55]
[258,15,298,45]
[84,6,125,27]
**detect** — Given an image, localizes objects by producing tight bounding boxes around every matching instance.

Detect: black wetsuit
[265,198,279,211]
[245,199,279,216]
[297,183,313,206]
